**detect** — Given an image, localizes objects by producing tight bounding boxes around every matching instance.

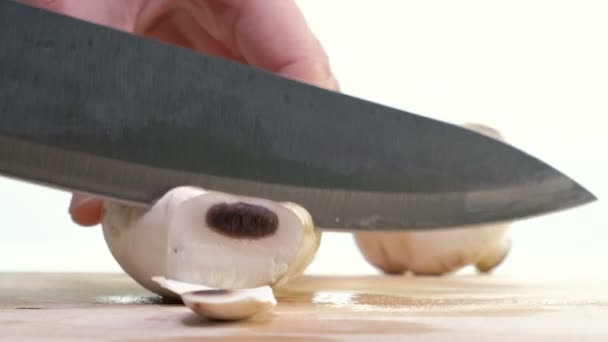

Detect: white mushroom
[151,276,277,321]
[354,223,510,275]
[101,186,321,299]
[353,123,512,275]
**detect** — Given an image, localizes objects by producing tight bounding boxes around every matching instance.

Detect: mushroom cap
[272,201,321,287]
[101,186,207,298]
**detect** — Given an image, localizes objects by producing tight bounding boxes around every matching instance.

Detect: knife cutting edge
[0,1,597,231]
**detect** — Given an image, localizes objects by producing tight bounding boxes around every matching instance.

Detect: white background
[1,0,606,278]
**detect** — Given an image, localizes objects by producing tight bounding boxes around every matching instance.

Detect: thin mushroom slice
[151,276,214,295]
[181,287,277,321]
[151,276,277,321]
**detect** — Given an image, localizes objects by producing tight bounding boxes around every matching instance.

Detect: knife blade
[0,1,596,231]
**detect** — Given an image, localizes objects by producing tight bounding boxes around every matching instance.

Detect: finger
[18,0,139,31]
[69,193,103,226]
[137,0,339,90]
[233,0,339,90]
[222,0,340,90]
[137,2,244,63]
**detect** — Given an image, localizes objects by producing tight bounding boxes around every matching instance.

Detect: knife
[0,1,596,231]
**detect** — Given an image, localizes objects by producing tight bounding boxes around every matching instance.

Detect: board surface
[1,272,607,341]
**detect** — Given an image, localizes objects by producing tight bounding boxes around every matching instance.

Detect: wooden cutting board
[1,272,607,341]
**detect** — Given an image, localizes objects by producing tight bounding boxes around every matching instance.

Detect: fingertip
[228,0,340,91]
[277,58,341,91]
[69,194,103,227]
[327,74,341,92]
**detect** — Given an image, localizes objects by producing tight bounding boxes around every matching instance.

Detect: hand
[22,0,339,226]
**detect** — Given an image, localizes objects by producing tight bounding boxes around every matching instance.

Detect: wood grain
[1,272,607,341]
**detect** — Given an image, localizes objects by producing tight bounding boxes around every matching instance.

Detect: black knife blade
[0,1,596,230]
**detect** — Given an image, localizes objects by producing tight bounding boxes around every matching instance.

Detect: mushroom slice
[181,287,276,321]
[151,276,214,295]
[166,191,321,290]
[152,276,277,321]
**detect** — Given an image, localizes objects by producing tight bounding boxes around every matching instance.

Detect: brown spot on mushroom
[206,202,279,239]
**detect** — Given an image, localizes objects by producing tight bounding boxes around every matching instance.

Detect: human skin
[20,0,339,226]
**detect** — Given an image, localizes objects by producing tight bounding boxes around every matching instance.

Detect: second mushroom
[353,123,512,275]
